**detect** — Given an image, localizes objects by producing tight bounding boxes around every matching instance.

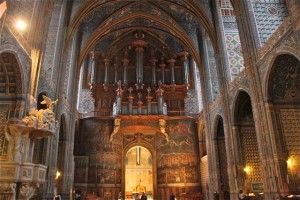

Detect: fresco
[74,118,200,199]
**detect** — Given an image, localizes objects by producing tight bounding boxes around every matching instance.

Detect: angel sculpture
[159,118,169,142]
[41,95,58,111]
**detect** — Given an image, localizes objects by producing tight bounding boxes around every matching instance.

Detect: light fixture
[243,165,252,175]
[15,19,27,32]
[55,170,61,180]
[287,155,298,171]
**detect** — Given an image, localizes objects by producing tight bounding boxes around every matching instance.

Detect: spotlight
[243,165,252,175]
[15,19,27,32]
[55,170,61,180]
[287,156,298,171]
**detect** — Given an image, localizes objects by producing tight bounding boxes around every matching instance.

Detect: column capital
[104,58,110,64]
[178,51,189,61]
[167,58,176,65]
[159,63,166,68]
[132,39,147,50]
[150,58,158,65]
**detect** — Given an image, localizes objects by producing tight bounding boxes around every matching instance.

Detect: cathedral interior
[0,0,299,200]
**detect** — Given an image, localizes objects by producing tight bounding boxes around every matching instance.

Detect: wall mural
[74,119,122,198]
[74,118,200,199]
[157,119,200,199]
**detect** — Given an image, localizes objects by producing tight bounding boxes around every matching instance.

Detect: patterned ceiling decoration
[250,0,288,45]
[67,0,217,63]
[269,54,300,102]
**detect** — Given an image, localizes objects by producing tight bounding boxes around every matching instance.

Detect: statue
[22,95,58,132]
[159,119,169,142]
[110,118,121,142]
[41,95,58,111]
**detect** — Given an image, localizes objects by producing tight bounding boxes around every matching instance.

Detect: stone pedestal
[0,119,55,200]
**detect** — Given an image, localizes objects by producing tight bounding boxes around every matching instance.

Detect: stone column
[168,58,176,85]
[287,0,300,30]
[232,1,282,198]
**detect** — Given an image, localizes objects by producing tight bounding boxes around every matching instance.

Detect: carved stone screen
[241,126,262,186]
[279,108,300,155]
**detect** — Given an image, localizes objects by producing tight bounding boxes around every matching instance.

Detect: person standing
[238,190,246,200]
[141,192,147,200]
[170,193,176,200]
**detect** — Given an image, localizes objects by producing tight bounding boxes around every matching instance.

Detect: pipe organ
[89,35,192,116]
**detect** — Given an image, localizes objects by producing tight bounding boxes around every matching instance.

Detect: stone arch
[233,91,263,194]
[67,0,217,52]
[0,52,23,158]
[123,137,157,199]
[231,89,251,122]
[264,52,300,102]
[0,45,30,95]
[267,54,300,194]
[214,115,230,199]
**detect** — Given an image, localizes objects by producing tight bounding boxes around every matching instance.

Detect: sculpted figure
[110,118,121,142]
[159,119,169,142]
[41,95,58,111]
[22,95,58,131]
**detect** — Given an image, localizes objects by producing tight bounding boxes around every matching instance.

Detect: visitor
[170,192,176,200]
[141,192,147,200]
[53,194,61,200]
[238,190,246,200]
[118,192,122,200]
[213,191,219,200]
[74,190,82,200]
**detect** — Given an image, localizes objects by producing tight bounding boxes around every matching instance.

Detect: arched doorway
[125,146,154,200]
[268,54,300,194]
[234,91,263,194]
[215,116,230,199]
